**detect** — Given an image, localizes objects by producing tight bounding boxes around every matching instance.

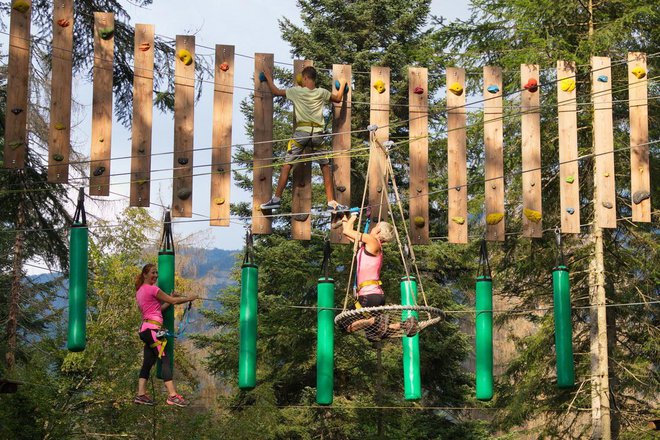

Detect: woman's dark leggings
[138,329,173,381]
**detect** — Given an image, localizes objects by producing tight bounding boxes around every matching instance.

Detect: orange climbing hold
[220,62,230,72]
[177,49,193,66]
[448,82,463,96]
[139,42,151,52]
[57,18,70,28]
[524,78,538,92]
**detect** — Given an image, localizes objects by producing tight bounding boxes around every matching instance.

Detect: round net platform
[334,305,445,341]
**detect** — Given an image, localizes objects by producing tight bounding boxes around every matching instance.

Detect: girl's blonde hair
[135,263,155,291]
[377,222,395,243]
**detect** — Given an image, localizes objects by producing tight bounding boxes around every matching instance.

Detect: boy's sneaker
[166,394,189,407]
[327,200,349,212]
[134,394,155,406]
[260,197,281,211]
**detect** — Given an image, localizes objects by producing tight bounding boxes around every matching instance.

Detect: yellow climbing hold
[413,216,425,228]
[214,197,225,205]
[373,79,386,94]
[448,82,463,96]
[12,0,30,13]
[54,123,66,130]
[295,73,303,86]
[177,49,193,66]
[560,78,576,92]
[451,216,465,225]
[524,208,542,223]
[631,67,646,79]
[486,213,504,225]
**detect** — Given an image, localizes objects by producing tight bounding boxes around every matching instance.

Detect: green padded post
[553,265,575,388]
[475,275,493,401]
[316,277,335,405]
[67,223,88,352]
[239,262,258,390]
[156,250,175,378]
[401,276,421,401]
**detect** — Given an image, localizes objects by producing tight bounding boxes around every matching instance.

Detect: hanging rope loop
[72,187,87,226]
[243,227,255,266]
[160,210,174,253]
[478,240,491,279]
[554,226,565,268]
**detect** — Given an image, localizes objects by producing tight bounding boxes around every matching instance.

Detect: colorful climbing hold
[336,185,346,193]
[8,141,24,150]
[486,213,504,225]
[258,72,267,82]
[214,197,225,205]
[93,166,106,177]
[177,49,193,66]
[293,213,309,222]
[631,67,646,79]
[448,82,463,96]
[632,191,650,205]
[413,86,424,95]
[11,108,23,115]
[524,208,542,223]
[295,73,303,86]
[565,176,575,184]
[11,0,30,13]
[604,172,610,178]
[52,153,64,162]
[219,62,230,72]
[177,158,189,165]
[98,137,104,143]
[98,27,114,40]
[373,79,386,94]
[414,216,426,228]
[451,216,465,225]
[54,123,66,130]
[177,188,192,200]
[566,208,575,215]
[602,201,613,209]
[334,79,341,90]
[487,85,500,94]
[57,18,70,28]
[560,78,576,93]
[597,75,608,83]
[523,78,538,93]
[139,42,151,52]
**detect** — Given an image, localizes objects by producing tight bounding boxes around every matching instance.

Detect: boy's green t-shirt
[286,86,331,132]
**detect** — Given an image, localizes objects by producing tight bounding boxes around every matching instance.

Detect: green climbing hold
[177,188,192,200]
[53,153,64,162]
[565,176,575,184]
[98,27,114,40]
[451,216,465,225]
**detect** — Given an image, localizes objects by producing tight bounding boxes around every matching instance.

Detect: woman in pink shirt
[134,263,196,407]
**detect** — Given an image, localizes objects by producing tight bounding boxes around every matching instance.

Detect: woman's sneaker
[166,394,189,407]
[134,394,155,406]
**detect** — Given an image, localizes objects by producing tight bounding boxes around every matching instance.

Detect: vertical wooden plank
[129,24,155,207]
[369,66,390,223]
[210,45,234,226]
[409,67,429,244]
[4,0,32,169]
[446,67,467,244]
[252,53,274,235]
[172,35,195,218]
[48,0,74,183]
[628,52,650,223]
[557,61,581,233]
[591,57,616,228]
[330,64,352,244]
[521,64,543,237]
[89,12,115,196]
[291,60,313,240]
[483,66,505,241]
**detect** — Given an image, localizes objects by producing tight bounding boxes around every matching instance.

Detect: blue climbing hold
[487,85,500,94]
[259,72,267,82]
[566,208,575,215]
[597,75,608,83]
[335,80,341,90]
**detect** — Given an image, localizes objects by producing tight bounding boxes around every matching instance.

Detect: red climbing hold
[220,62,230,72]
[57,19,70,28]
[524,78,538,93]
[139,42,151,52]
[413,86,424,95]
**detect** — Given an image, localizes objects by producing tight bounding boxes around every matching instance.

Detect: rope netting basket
[335,305,445,341]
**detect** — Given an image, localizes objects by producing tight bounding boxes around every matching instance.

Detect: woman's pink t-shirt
[136,284,162,332]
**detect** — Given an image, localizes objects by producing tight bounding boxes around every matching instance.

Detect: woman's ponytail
[136,263,155,291]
